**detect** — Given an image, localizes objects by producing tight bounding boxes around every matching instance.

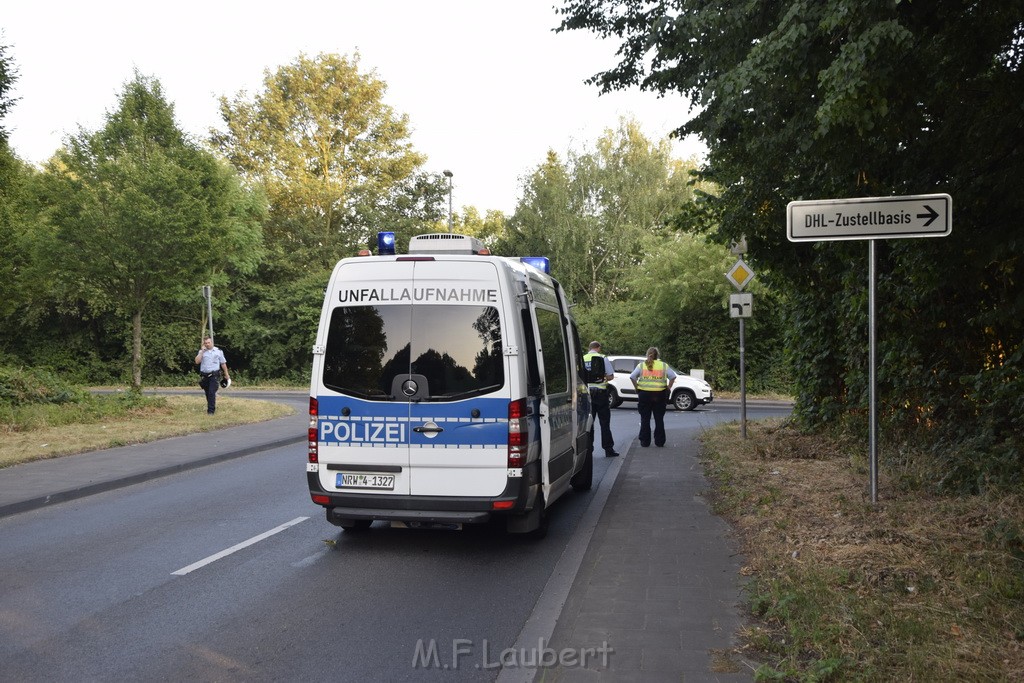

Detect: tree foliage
[499,118,699,307]
[0,38,18,142]
[501,118,786,391]
[34,73,264,388]
[0,38,23,320]
[213,52,427,264]
[212,53,438,377]
[558,0,1024,489]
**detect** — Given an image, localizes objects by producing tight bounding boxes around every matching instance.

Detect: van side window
[569,319,585,378]
[521,309,541,393]
[534,308,568,393]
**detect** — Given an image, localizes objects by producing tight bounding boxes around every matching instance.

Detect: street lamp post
[443,169,453,233]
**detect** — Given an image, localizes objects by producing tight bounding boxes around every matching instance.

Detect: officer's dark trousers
[201,373,220,414]
[637,389,668,447]
[588,388,615,454]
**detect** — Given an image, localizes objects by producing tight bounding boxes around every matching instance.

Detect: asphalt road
[0,399,790,681]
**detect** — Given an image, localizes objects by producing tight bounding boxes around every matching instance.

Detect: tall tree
[559,0,1024,487]
[501,118,698,306]
[0,38,17,142]
[212,53,433,377]
[0,39,24,324]
[36,73,264,388]
[213,52,426,264]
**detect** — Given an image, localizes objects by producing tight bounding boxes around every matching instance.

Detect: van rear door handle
[413,425,444,434]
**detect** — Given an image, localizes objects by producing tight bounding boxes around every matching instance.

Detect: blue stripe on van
[316,395,509,447]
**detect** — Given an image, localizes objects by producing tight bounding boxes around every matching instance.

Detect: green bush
[0,365,88,407]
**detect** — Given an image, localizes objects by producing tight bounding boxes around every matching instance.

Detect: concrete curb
[0,434,305,519]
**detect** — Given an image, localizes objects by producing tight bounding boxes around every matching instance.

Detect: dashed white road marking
[172,516,310,576]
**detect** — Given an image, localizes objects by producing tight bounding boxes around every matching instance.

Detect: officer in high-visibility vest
[629,346,676,447]
[584,341,620,457]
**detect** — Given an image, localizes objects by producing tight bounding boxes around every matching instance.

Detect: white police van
[307,232,594,535]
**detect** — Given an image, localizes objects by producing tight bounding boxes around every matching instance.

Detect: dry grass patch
[0,396,293,467]
[700,418,1024,681]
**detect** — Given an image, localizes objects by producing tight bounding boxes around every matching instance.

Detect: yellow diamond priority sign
[726,259,755,291]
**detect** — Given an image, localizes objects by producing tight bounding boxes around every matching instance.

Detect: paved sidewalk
[540,430,755,681]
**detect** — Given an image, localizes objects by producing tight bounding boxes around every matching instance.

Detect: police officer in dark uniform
[584,341,620,457]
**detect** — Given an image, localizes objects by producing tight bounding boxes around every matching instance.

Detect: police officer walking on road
[195,336,230,415]
[584,341,620,457]
[630,346,675,448]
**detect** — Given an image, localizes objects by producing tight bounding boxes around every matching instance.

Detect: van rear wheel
[507,492,547,538]
[570,447,593,492]
[526,495,549,540]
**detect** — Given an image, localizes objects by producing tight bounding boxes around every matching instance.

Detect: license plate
[336,473,395,490]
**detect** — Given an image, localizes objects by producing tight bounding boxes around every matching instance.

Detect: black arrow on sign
[917,204,939,227]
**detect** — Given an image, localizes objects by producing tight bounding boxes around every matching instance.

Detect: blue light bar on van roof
[521,256,550,274]
[377,231,396,255]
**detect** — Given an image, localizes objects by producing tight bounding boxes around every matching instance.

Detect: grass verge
[1,394,294,468]
[699,418,1024,682]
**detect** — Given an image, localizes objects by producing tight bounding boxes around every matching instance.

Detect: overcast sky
[3,1,705,214]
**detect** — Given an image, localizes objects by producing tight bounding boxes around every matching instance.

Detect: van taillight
[308,397,319,464]
[508,398,527,468]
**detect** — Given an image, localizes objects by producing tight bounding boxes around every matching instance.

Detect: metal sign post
[726,254,755,439]
[202,285,214,343]
[787,194,952,503]
[868,241,878,503]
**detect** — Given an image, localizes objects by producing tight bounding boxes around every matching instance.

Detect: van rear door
[317,260,417,496]
[404,259,510,497]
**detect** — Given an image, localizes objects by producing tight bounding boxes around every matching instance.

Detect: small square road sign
[730,293,753,318]
[726,259,755,290]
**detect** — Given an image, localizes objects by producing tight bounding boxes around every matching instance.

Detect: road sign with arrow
[730,293,752,318]
[787,193,952,242]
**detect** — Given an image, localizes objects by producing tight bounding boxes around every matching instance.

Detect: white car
[605,355,714,411]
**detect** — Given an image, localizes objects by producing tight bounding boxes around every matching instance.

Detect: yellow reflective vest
[635,360,669,392]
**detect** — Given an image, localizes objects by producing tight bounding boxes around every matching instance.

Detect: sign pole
[739,317,747,439]
[787,194,953,503]
[203,285,214,344]
[726,249,754,440]
[868,241,878,503]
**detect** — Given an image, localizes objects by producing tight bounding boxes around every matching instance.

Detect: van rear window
[322,305,504,401]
